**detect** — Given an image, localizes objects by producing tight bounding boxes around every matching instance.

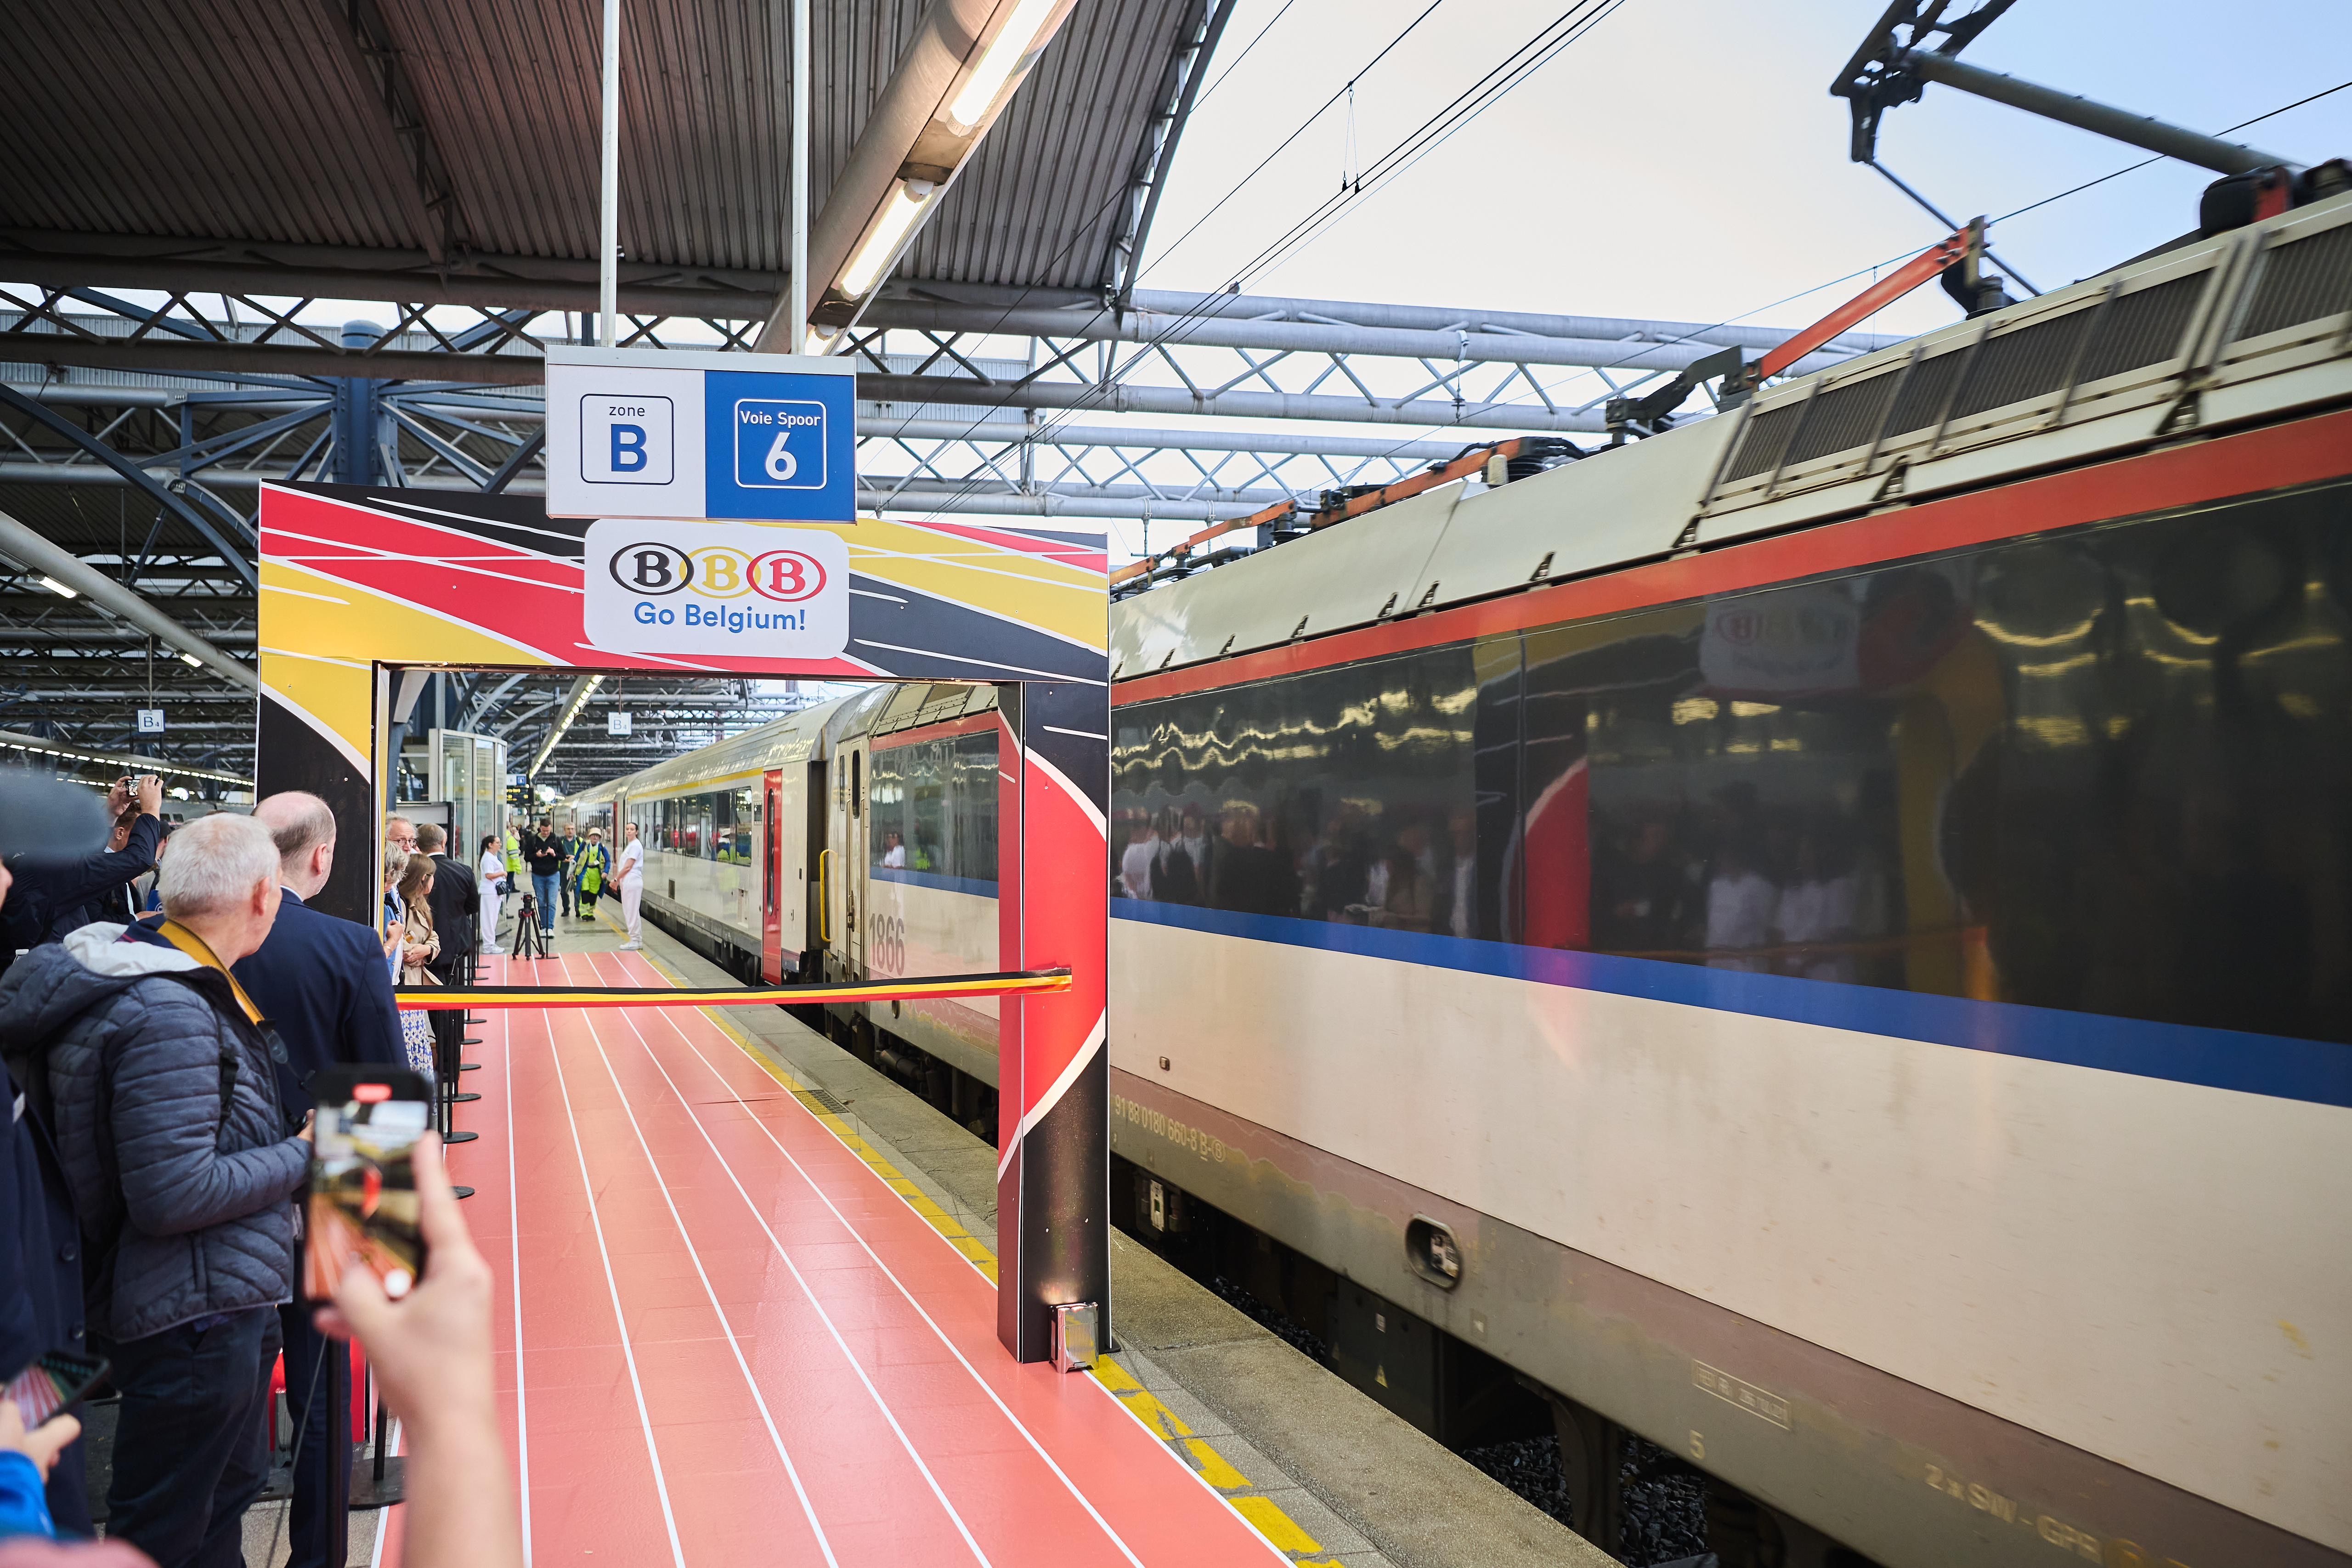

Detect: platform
[368,922,1283,1567]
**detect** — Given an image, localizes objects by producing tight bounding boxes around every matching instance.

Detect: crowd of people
[1115,785,1894,970]
[0,774,523,1568]
[456,815,630,952]
[1115,800,1480,936]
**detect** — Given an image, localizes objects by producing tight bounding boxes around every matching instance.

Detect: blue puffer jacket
[0,922,307,1342]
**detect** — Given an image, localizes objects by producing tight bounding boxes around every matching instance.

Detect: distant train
[554,191,2352,1568]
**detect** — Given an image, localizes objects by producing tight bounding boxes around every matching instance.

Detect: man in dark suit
[417,821,477,1067]
[233,790,405,1568]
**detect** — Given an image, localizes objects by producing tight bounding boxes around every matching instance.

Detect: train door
[760,768,785,983]
[804,758,827,976]
[828,740,870,977]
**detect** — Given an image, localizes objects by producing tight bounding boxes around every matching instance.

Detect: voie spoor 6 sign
[581,519,849,660]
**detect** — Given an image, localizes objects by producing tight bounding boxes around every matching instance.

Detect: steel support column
[995,678,1110,1362]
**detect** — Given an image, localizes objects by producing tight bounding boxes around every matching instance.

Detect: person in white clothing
[1117,818,1157,900]
[616,822,646,949]
[1704,840,1778,974]
[476,834,504,949]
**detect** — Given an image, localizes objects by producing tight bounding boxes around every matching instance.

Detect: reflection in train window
[1113,481,2352,1045]
[870,730,999,886]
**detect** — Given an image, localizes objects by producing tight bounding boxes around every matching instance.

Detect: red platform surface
[375,948,1277,1567]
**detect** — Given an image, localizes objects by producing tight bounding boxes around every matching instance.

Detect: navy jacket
[0,922,306,1341]
[230,888,405,1117]
[1,815,161,954]
[1,1072,90,1534]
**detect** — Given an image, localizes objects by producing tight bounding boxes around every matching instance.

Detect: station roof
[0,0,1204,306]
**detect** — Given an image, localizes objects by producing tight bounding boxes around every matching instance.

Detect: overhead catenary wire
[1192,0,1634,296]
[1277,71,2352,507]
[1989,73,2352,226]
[1192,0,1299,109]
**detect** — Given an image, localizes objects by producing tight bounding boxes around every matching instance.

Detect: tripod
[509,891,551,959]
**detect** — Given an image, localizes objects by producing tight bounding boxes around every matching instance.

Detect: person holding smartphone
[313,1131,522,1568]
[0,776,163,977]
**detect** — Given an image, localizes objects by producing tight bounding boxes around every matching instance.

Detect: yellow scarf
[147,917,266,1027]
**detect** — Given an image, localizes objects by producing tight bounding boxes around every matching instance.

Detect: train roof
[548,681,1002,807]
[1110,192,2352,682]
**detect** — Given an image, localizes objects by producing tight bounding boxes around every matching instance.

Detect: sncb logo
[608,543,827,603]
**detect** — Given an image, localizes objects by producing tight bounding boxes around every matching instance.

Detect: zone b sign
[544,346,854,522]
[581,395,673,485]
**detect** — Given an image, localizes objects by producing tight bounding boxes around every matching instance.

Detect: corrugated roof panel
[1,0,1207,297]
[0,0,421,249]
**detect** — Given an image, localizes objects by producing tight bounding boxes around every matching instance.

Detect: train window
[1111,479,2352,1048]
[1112,645,1484,928]
[727,789,758,863]
[870,728,999,887]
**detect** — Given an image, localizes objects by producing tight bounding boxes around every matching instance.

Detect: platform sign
[543,346,856,522]
[135,707,165,734]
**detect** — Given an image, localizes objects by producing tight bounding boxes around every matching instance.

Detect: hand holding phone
[0,1398,79,1484]
[302,1069,432,1303]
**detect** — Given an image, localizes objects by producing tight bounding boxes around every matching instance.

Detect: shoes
[621,941,643,950]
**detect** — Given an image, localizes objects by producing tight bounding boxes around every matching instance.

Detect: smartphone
[302,1067,432,1304]
[3,1351,109,1427]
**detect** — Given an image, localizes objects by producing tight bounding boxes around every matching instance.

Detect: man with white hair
[0,812,313,1567]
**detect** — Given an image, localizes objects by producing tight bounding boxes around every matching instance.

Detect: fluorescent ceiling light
[178,652,202,666]
[37,576,78,599]
[946,0,1060,131]
[801,326,837,356]
[838,180,935,299]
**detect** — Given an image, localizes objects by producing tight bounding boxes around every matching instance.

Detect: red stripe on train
[1115,406,2352,704]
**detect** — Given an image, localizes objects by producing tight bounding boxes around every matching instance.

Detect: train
[552,189,2352,1568]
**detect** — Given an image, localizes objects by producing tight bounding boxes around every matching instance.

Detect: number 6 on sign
[764,431,797,483]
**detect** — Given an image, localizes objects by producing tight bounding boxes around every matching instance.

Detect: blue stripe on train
[1110,899,2352,1110]
[871,865,1001,898]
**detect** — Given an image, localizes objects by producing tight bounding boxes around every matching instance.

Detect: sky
[1132,0,2352,341]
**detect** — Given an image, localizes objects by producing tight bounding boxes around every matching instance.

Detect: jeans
[105,1307,280,1568]
[532,872,559,931]
[276,1307,351,1568]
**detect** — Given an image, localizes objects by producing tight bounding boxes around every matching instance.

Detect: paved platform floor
[364,903,1280,1567]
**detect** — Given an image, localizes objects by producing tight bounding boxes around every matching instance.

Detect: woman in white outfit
[477,833,505,950]
[617,822,646,950]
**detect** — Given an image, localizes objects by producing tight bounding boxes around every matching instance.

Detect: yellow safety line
[621,941,1334,1564]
